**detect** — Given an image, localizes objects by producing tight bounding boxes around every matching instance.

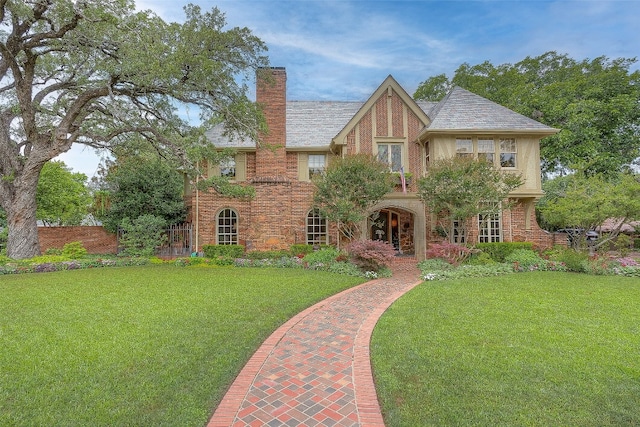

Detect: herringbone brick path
[207,259,421,427]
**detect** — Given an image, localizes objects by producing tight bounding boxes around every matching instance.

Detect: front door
[370,210,400,250]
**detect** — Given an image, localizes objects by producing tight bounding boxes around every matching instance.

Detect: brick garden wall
[38,226,117,254]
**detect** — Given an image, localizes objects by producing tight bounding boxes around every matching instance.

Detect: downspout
[195,162,200,254]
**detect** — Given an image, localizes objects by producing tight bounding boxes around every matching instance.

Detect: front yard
[371,272,640,426]
[0,266,363,426]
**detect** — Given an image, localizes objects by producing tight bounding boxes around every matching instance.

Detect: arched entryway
[369,208,415,255]
[365,198,427,260]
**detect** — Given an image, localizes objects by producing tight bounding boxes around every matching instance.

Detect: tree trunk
[5,174,41,260]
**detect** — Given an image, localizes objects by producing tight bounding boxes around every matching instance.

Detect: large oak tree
[415,52,640,177]
[0,1,268,259]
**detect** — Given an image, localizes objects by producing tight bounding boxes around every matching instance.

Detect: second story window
[378,143,402,172]
[308,154,326,178]
[500,138,517,168]
[455,138,473,158]
[478,138,495,163]
[220,157,236,179]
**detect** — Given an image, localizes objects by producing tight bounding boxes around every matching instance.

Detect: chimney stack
[255,67,287,180]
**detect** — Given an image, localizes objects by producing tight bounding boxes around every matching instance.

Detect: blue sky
[59,0,640,176]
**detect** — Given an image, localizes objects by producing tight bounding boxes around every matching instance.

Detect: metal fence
[117,223,193,257]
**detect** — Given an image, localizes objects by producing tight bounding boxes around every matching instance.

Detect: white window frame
[217,208,238,245]
[220,156,236,179]
[455,138,474,158]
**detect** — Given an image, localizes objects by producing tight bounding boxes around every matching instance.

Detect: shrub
[418,258,454,272]
[346,240,396,272]
[118,215,167,257]
[244,249,290,260]
[505,249,548,272]
[290,244,314,257]
[202,244,245,259]
[62,241,87,259]
[426,242,472,265]
[44,247,63,255]
[303,247,341,267]
[467,251,496,265]
[614,234,632,257]
[475,242,534,262]
[546,247,589,273]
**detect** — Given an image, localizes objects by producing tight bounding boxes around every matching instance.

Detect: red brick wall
[256,67,287,178]
[38,226,117,254]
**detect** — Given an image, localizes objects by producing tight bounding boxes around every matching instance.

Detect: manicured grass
[0,265,363,426]
[371,272,640,426]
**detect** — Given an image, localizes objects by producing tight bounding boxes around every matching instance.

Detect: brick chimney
[255,67,288,181]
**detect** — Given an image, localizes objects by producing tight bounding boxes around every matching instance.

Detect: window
[477,138,495,163]
[308,154,326,178]
[378,143,402,172]
[478,210,502,243]
[306,209,328,245]
[217,209,238,245]
[500,138,517,168]
[456,138,473,158]
[220,157,236,179]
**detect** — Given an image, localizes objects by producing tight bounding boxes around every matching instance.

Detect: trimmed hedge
[475,242,534,262]
[201,244,245,258]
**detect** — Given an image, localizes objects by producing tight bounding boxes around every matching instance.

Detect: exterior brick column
[255,67,288,181]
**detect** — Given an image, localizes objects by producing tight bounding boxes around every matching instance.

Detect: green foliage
[538,173,640,250]
[1,1,268,259]
[118,215,167,257]
[36,161,92,226]
[417,156,523,242]
[102,158,187,233]
[302,247,341,266]
[415,52,640,176]
[467,251,496,265]
[290,244,315,257]
[426,241,474,265]
[613,234,632,257]
[243,250,290,259]
[313,154,394,240]
[202,244,245,259]
[544,247,590,273]
[505,249,548,272]
[475,242,534,262]
[61,242,88,259]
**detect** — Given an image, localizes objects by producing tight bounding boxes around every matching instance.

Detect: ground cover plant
[0,266,363,426]
[371,272,640,426]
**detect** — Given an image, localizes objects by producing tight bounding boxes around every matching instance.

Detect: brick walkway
[207,259,422,427]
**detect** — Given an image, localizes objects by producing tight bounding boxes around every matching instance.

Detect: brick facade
[190,67,562,259]
[38,226,117,254]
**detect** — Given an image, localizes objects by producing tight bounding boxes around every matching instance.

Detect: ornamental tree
[417,156,523,243]
[0,1,268,259]
[312,154,394,242]
[537,172,640,251]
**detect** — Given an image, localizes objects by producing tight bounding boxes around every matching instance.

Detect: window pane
[499,138,516,168]
[308,154,325,178]
[390,145,402,172]
[377,144,389,165]
[306,209,327,245]
[220,157,236,178]
[217,209,238,245]
[456,138,473,158]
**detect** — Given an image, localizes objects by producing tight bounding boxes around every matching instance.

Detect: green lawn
[0,265,363,426]
[371,272,640,426]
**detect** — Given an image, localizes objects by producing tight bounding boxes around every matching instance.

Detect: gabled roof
[332,75,431,146]
[421,86,558,136]
[205,101,364,150]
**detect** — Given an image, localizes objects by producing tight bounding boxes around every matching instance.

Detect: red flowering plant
[346,240,397,273]
[426,242,473,266]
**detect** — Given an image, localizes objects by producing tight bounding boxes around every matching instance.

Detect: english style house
[187,67,561,260]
